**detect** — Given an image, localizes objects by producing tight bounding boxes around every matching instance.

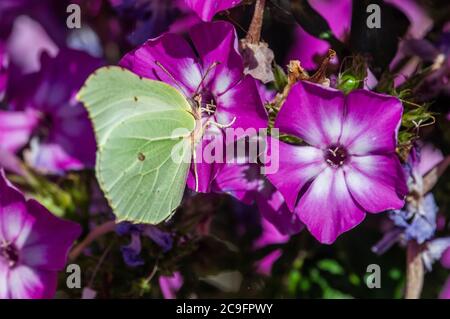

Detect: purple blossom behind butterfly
[0,170,81,299]
[120,21,267,192]
[266,81,407,244]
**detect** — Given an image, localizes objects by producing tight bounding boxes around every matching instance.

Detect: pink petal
[286,26,330,71]
[184,0,241,22]
[159,272,183,299]
[344,155,407,213]
[212,163,262,205]
[295,167,366,244]
[286,0,351,70]
[120,32,203,96]
[265,141,326,211]
[6,15,58,74]
[255,250,282,276]
[418,143,444,176]
[309,0,352,40]
[189,21,243,95]
[440,277,450,299]
[0,260,10,299]
[0,171,31,244]
[20,199,81,271]
[275,81,345,148]
[256,187,303,236]
[0,147,25,175]
[25,141,86,175]
[216,75,267,131]
[7,265,57,299]
[0,110,39,153]
[339,90,403,155]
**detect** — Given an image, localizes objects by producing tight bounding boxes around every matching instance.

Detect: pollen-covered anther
[325,145,348,168]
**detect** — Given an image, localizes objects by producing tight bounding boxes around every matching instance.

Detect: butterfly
[78,66,200,224]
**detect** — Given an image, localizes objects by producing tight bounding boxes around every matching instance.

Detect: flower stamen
[0,240,19,268]
[325,145,348,168]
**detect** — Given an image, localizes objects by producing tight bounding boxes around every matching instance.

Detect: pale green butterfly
[77,66,208,224]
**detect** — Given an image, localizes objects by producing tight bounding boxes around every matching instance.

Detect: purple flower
[0,170,81,299]
[116,222,173,267]
[253,218,290,276]
[0,41,7,98]
[6,15,58,74]
[266,81,407,244]
[120,21,267,192]
[286,0,351,70]
[1,49,102,174]
[183,0,241,22]
[159,272,183,299]
[389,194,438,244]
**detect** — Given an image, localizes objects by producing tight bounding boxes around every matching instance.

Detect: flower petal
[295,167,366,244]
[120,32,203,96]
[159,272,183,299]
[0,110,39,153]
[275,81,345,148]
[184,0,241,22]
[189,21,243,95]
[0,260,10,299]
[286,25,331,71]
[344,155,407,213]
[7,265,57,299]
[256,185,303,236]
[265,141,326,211]
[339,90,403,155]
[216,75,267,131]
[212,163,262,205]
[19,199,81,271]
[25,141,87,175]
[0,171,30,244]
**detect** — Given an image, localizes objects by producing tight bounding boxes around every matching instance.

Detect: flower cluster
[0,0,449,300]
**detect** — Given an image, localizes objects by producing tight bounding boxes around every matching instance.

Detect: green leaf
[77,66,196,224]
[317,259,344,275]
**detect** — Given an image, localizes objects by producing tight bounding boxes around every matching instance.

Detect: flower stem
[246,0,266,44]
[69,220,117,261]
[405,240,424,299]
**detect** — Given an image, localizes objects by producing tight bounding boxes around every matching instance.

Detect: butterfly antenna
[155,60,186,94]
[194,62,220,96]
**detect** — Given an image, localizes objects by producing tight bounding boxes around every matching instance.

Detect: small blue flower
[116,222,173,267]
[390,194,438,244]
